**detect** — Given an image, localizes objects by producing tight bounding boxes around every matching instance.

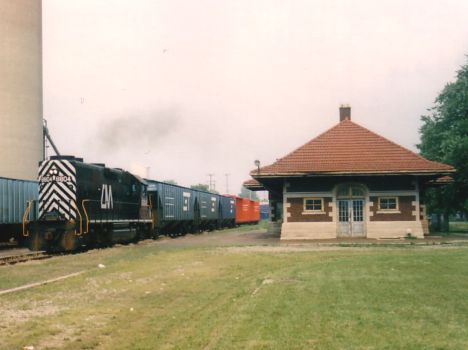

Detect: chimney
[339,104,351,121]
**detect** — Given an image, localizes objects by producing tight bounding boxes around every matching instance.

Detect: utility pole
[207,173,216,192]
[225,173,230,194]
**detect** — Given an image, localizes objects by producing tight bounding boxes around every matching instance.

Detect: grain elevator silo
[0,0,43,181]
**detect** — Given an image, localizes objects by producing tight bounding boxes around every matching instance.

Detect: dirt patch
[140,228,468,250]
[221,245,368,254]
[0,299,62,329]
[220,242,468,254]
[143,228,279,248]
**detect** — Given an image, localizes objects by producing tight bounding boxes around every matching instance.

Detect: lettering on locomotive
[101,184,113,209]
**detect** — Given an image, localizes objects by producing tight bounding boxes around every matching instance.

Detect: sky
[42,0,468,197]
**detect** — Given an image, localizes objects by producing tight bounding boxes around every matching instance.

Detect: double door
[337,199,365,237]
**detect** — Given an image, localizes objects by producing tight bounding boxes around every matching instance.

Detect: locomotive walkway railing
[82,200,90,234]
[22,200,33,237]
[71,201,83,235]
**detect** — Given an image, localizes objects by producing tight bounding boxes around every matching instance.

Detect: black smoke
[97,108,181,153]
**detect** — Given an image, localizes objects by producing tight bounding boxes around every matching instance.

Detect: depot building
[245,106,454,240]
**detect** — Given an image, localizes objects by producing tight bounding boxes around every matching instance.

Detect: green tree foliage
[190,183,209,191]
[418,60,468,227]
[190,183,219,194]
[163,179,178,185]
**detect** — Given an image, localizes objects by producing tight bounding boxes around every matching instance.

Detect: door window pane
[353,200,363,222]
[338,201,349,222]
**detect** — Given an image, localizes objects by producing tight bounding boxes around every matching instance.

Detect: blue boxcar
[0,177,38,242]
[260,203,270,220]
[219,195,235,227]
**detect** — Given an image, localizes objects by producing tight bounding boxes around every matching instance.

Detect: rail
[0,250,50,266]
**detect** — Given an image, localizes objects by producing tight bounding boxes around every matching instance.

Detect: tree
[190,183,209,191]
[190,183,219,194]
[163,179,178,185]
[418,60,468,230]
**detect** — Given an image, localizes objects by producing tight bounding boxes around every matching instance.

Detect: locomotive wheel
[29,232,45,251]
[61,231,77,252]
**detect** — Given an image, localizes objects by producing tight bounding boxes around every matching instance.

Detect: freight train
[0,177,38,244]
[20,156,259,252]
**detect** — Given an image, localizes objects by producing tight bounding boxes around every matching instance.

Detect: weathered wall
[0,0,43,180]
[367,221,424,238]
[281,222,336,240]
[280,177,425,240]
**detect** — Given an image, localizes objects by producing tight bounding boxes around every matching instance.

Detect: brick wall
[369,196,416,221]
[287,197,333,222]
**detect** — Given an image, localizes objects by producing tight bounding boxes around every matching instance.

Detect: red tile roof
[253,119,454,176]
[243,178,261,186]
[243,178,265,190]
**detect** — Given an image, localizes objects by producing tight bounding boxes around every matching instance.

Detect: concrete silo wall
[0,0,43,181]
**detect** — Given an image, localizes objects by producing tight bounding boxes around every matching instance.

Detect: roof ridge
[254,117,454,175]
[346,120,450,168]
[259,120,345,171]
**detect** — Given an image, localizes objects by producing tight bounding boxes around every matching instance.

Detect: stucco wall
[0,0,43,180]
[367,221,424,238]
[281,222,336,240]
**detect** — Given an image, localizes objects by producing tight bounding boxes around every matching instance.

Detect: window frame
[303,198,325,214]
[377,196,399,212]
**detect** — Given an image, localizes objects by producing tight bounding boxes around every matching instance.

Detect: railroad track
[0,250,50,265]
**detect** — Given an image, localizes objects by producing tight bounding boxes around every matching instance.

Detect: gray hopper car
[0,177,38,242]
[146,180,236,236]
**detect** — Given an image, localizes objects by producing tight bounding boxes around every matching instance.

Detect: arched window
[336,184,366,199]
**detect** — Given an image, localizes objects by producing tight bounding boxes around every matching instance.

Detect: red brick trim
[287,197,333,222]
[369,196,416,221]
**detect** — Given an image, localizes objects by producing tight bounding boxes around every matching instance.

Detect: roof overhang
[242,179,266,191]
[426,175,455,185]
[251,169,455,178]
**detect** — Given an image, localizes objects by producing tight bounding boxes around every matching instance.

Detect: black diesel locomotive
[24,156,236,252]
[24,156,152,251]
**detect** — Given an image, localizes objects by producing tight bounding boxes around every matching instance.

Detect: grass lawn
[449,221,468,233]
[1,235,468,349]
